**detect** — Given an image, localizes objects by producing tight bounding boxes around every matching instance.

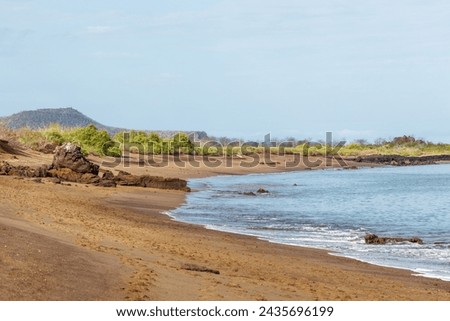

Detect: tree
[172,133,194,155]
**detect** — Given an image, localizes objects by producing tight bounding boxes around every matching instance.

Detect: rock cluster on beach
[107,169,190,190]
[52,143,100,175]
[0,162,48,178]
[0,142,190,191]
[364,233,423,245]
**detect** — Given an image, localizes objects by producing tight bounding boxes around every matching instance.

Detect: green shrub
[172,133,194,155]
[67,124,116,156]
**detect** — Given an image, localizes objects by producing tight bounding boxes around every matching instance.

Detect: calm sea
[168,164,450,281]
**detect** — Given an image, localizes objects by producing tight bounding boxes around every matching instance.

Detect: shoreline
[109,184,450,300]
[1,152,450,300]
[166,163,450,283]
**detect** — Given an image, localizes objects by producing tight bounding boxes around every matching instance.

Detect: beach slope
[1,171,450,300]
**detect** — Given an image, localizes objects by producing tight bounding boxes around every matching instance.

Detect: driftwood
[181,263,220,275]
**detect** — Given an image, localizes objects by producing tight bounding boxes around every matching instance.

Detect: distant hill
[0,107,208,139]
[0,107,119,131]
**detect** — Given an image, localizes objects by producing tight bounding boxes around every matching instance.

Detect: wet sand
[1,152,450,300]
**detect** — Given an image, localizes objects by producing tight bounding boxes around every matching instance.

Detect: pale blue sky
[1,0,449,142]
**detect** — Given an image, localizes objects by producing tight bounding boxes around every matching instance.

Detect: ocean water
[168,164,450,281]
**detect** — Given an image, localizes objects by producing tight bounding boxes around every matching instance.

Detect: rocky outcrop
[102,170,115,180]
[47,168,101,184]
[52,143,99,175]
[365,234,423,245]
[353,155,450,166]
[113,170,189,191]
[1,142,190,191]
[97,170,116,187]
[0,162,48,177]
[96,179,117,188]
[256,188,269,194]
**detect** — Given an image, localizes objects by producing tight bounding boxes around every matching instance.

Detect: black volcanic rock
[353,154,450,166]
[365,233,423,245]
[52,143,99,175]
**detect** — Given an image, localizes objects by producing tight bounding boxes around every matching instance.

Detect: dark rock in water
[52,143,99,175]
[365,233,423,245]
[256,188,269,194]
[409,237,423,244]
[242,192,256,196]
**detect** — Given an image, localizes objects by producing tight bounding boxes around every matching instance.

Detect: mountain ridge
[0,107,207,139]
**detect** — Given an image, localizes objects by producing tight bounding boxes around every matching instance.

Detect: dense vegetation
[1,125,449,158]
[113,130,194,155]
[10,124,121,156]
[1,125,196,157]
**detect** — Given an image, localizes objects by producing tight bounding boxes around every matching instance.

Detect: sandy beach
[1,151,450,300]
